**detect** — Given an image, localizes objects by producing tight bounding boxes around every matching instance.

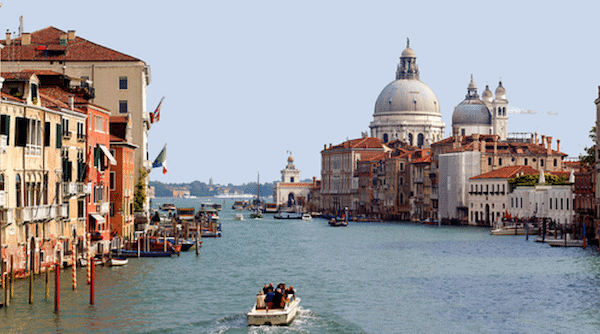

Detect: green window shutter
[94,147,100,168]
[44,122,50,147]
[56,124,62,148]
[15,117,27,147]
[1,115,10,143]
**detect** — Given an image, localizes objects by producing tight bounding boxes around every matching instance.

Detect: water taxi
[159,203,176,211]
[247,296,301,326]
[301,213,312,221]
[233,213,244,221]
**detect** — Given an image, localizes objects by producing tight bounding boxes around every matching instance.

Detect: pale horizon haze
[1,0,597,185]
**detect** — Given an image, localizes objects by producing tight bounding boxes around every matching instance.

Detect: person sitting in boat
[265,288,275,310]
[256,291,266,309]
[273,288,284,309]
[263,284,269,294]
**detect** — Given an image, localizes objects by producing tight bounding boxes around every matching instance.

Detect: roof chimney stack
[5,31,11,45]
[69,95,74,110]
[21,32,31,46]
[67,30,76,41]
[556,139,560,152]
[546,136,552,154]
[541,134,545,149]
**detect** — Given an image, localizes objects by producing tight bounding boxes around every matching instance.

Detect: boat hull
[247,298,300,326]
[107,258,128,266]
[490,228,539,235]
[111,249,178,258]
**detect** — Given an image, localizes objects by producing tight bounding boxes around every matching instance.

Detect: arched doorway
[287,193,295,207]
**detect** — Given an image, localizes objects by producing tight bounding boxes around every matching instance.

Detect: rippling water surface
[2,197,600,333]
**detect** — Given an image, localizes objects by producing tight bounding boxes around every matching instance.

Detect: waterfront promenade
[1,197,599,333]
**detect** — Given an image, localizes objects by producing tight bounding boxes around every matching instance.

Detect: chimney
[21,32,31,46]
[546,136,552,154]
[5,32,11,45]
[540,135,545,149]
[472,134,480,151]
[69,95,74,110]
[480,138,486,153]
[313,176,316,187]
[324,144,327,150]
[493,135,498,154]
[556,139,561,152]
[534,131,538,145]
[67,30,76,41]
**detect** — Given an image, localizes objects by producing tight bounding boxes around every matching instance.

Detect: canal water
[2,197,600,333]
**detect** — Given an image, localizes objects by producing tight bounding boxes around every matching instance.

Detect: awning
[98,144,117,165]
[90,213,106,224]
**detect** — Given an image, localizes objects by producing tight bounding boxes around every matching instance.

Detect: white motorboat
[301,213,312,221]
[233,213,244,221]
[247,296,301,326]
[107,257,129,266]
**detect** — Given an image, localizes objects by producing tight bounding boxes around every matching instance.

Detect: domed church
[369,39,445,148]
[451,75,508,140]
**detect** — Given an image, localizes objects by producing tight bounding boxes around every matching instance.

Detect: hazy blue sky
[2,1,598,185]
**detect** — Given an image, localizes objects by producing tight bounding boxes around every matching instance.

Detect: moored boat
[159,203,176,211]
[107,257,128,266]
[111,249,178,258]
[490,226,539,235]
[250,210,263,219]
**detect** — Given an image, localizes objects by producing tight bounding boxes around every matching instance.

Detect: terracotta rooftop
[1,27,141,62]
[470,165,539,180]
[324,137,389,152]
[433,134,567,157]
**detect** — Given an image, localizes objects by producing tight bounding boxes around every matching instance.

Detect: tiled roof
[279,183,313,188]
[433,134,567,156]
[470,165,539,180]
[110,116,128,123]
[358,152,388,162]
[1,91,24,102]
[1,27,141,62]
[325,137,389,151]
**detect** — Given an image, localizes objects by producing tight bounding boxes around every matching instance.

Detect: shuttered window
[44,122,50,147]
[0,114,10,143]
[56,124,62,148]
[15,117,27,147]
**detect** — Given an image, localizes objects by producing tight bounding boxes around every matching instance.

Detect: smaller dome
[482,85,492,103]
[452,99,491,125]
[467,77,477,90]
[495,81,506,99]
[401,47,415,58]
[288,156,294,163]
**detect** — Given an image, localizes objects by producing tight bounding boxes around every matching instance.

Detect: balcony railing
[97,202,110,214]
[21,204,66,222]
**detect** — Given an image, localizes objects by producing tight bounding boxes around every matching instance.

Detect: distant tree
[134,168,149,212]
[580,126,596,166]
[149,181,171,197]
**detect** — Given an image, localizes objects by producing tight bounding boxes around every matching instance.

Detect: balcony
[62,130,72,139]
[77,133,86,142]
[62,182,78,197]
[97,202,110,215]
[0,190,5,207]
[414,177,424,184]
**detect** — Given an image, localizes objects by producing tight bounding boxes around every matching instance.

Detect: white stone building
[507,172,574,226]
[274,155,312,211]
[438,151,481,222]
[369,40,445,148]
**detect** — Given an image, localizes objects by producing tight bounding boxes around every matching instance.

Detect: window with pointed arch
[15,174,22,207]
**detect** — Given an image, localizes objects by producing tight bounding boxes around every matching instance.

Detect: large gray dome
[374,79,440,115]
[452,99,491,125]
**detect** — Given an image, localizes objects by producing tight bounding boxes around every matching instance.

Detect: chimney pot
[556,139,561,152]
[541,135,545,148]
[21,32,31,46]
[546,136,553,154]
[5,32,11,45]
[67,30,76,41]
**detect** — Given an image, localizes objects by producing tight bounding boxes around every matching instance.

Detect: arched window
[16,174,22,207]
[383,133,389,143]
[524,158,528,165]
[498,107,501,116]
[408,133,413,146]
[503,107,506,116]
[417,133,424,148]
[0,174,4,191]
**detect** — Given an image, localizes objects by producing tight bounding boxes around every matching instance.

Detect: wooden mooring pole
[90,258,95,305]
[54,263,60,312]
[3,272,8,307]
[45,268,49,299]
